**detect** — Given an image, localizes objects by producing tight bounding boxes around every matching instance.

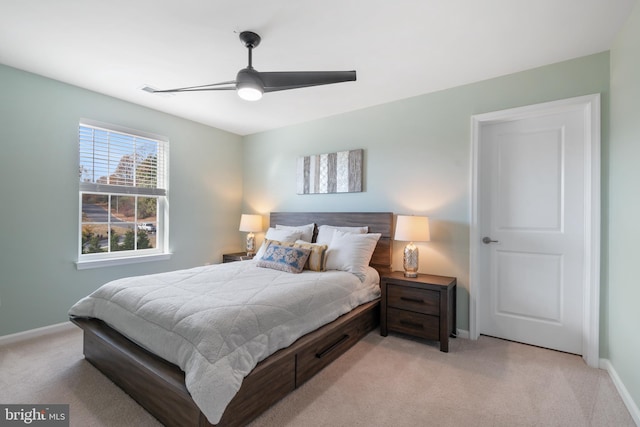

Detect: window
[77,121,169,268]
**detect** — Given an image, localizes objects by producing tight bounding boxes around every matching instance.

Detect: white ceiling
[0,0,635,135]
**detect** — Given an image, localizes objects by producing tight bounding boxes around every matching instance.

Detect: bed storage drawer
[295,327,357,386]
[295,301,379,386]
[386,307,439,340]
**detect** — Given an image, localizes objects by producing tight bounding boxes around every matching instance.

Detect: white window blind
[79,124,167,196]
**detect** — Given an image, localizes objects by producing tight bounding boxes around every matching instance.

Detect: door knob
[482,237,499,244]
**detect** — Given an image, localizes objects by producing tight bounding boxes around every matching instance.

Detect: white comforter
[68,260,380,424]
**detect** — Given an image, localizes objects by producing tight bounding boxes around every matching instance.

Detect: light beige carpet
[0,326,634,426]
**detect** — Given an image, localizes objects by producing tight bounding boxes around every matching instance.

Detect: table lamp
[394,215,431,277]
[239,214,262,255]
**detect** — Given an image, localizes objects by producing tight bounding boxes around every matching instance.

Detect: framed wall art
[296,149,363,194]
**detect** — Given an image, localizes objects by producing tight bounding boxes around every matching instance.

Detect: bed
[69,212,393,427]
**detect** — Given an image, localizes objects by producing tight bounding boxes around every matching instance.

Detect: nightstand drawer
[387,308,439,340]
[387,284,439,315]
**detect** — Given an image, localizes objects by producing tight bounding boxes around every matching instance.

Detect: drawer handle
[400,320,424,330]
[400,296,424,304]
[316,334,350,359]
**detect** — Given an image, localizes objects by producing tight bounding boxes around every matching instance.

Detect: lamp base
[246,233,256,256]
[403,242,419,278]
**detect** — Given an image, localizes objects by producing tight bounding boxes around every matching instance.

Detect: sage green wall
[242,52,610,335]
[609,1,640,414]
[0,64,243,336]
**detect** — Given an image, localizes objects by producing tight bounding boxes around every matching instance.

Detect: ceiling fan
[151,31,356,101]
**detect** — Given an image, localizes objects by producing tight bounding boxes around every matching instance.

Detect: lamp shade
[394,215,430,242]
[239,214,262,232]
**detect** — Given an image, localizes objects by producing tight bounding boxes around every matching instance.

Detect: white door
[476,103,592,355]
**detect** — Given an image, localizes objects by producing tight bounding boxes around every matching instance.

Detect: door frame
[469,94,601,367]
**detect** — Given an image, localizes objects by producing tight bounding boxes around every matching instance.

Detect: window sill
[76,253,172,270]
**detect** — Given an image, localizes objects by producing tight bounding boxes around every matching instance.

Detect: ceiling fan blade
[152,80,237,93]
[258,71,356,92]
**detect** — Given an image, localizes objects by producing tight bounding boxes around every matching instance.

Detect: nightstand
[380,271,457,352]
[222,252,255,263]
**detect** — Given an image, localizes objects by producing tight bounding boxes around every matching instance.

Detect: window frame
[76,120,170,269]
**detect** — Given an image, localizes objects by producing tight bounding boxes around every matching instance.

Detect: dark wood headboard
[270,212,393,274]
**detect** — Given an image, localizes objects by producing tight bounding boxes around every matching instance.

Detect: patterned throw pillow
[260,239,295,255]
[254,229,301,259]
[293,241,328,271]
[256,244,312,274]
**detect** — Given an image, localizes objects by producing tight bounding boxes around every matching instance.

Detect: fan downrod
[239,31,261,49]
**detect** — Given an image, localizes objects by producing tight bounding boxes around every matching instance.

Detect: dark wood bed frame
[71,212,393,427]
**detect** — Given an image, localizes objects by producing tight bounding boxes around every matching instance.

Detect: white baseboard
[600,358,640,426]
[456,329,470,339]
[0,321,76,347]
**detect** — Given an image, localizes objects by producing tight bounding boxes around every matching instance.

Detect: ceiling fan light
[236,67,264,101]
[237,86,263,101]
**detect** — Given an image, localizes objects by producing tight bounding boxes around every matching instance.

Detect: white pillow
[255,227,304,259]
[315,225,368,246]
[276,223,315,242]
[325,230,381,281]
